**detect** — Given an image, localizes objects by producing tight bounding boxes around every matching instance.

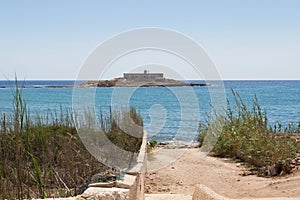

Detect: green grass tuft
[198,89,299,176]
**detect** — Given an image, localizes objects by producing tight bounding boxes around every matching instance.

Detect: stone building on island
[123,70,164,82]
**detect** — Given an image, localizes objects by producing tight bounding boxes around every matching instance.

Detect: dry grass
[198,89,299,176]
[0,80,143,199]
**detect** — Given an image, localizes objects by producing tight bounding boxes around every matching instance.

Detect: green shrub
[148,140,158,148]
[198,89,298,176]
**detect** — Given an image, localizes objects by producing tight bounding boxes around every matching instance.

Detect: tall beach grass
[0,80,143,199]
[198,89,300,176]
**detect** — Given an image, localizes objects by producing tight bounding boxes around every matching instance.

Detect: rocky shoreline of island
[78,77,210,87]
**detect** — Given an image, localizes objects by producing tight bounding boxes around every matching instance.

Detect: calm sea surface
[0,80,300,141]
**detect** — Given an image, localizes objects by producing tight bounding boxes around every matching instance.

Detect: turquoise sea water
[0,80,300,141]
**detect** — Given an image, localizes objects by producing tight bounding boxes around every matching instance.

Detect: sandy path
[145,148,300,199]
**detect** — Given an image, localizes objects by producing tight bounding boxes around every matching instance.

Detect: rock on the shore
[77,187,129,200]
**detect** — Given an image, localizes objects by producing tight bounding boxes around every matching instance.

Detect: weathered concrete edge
[126,130,147,200]
[192,184,300,200]
[81,130,148,200]
[192,184,229,200]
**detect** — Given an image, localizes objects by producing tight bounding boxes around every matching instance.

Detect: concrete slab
[145,193,192,200]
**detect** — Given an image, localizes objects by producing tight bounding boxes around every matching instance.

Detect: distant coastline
[1,79,299,89]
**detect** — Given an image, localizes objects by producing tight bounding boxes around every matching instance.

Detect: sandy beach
[145,148,300,199]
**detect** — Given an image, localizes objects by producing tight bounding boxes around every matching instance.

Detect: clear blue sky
[0,0,300,80]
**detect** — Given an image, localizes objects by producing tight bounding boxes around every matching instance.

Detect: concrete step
[145,193,192,200]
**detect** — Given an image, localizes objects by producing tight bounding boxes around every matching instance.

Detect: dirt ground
[145,148,300,199]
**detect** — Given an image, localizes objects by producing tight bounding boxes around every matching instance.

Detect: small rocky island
[80,70,209,87]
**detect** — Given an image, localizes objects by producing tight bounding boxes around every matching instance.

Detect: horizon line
[0,79,300,81]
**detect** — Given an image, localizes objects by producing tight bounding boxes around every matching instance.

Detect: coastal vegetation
[146,139,158,153]
[0,80,143,199]
[148,139,158,149]
[198,89,300,176]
